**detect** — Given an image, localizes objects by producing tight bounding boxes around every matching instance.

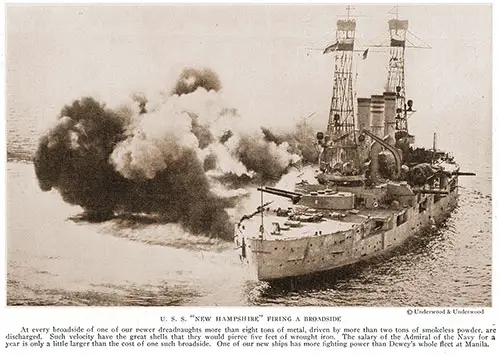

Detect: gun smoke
[34,68,317,239]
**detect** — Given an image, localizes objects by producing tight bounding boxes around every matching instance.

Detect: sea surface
[6,112,492,307]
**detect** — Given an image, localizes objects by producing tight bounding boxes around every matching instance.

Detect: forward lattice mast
[322,6,358,168]
[326,6,356,140]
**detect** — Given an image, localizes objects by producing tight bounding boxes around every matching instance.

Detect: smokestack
[384,92,397,145]
[370,95,385,138]
[357,97,371,162]
[357,98,371,131]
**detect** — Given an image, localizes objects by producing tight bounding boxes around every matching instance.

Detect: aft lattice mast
[385,7,413,135]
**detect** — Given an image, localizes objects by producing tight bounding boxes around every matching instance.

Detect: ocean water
[6,111,492,307]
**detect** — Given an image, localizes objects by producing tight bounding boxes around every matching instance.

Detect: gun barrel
[413,189,449,195]
[258,186,302,201]
[263,186,302,196]
[452,172,476,176]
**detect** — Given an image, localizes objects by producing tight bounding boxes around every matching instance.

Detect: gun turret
[257,186,302,204]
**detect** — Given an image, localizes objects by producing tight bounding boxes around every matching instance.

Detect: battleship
[234,8,474,281]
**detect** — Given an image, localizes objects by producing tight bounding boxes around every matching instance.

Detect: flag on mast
[362,48,369,59]
[323,41,339,54]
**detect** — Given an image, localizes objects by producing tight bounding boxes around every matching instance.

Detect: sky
[5,4,492,166]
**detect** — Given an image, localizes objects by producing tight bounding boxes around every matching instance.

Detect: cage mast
[323,6,358,166]
[385,8,413,135]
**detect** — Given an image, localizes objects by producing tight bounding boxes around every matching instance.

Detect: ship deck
[238,205,404,241]
[239,213,355,240]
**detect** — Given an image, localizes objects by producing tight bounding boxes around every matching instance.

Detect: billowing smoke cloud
[132,93,148,114]
[171,68,221,96]
[34,97,130,218]
[34,68,319,240]
[260,124,319,167]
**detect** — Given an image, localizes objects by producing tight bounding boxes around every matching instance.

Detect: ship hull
[246,189,458,281]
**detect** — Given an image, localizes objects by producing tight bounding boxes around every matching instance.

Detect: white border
[1,1,498,354]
